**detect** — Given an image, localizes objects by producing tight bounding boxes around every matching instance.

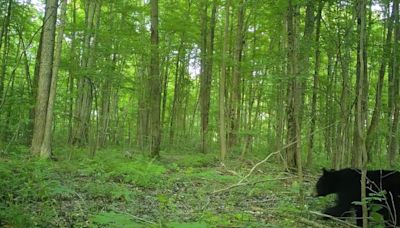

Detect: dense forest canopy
[0,0,399,168]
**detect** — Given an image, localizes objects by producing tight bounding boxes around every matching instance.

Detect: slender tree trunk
[67,0,77,143]
[228,0,245,149]
[31,0,58,155]
[200,0,217,153]
[336,3,354,168]
[0,0,12,52]
[307,1,323,167]
[27,23,44,145]
[40,0,67,158]
[3,39,20,142]
[298,0,315,123]
[72,0,101,145]
[169,39,184,144]
[199,0,208,153]
[149,0,161,157]
[352,0,368,168]
[366,3,393,158]
[286,0,302,176]
[219,0,230,161]
[161,55,170,130]
[352,0,368,225]
[98,55,114,147]
[275,21,287,170]
[0,0,11,107]
[136,56,149,149]
[388,0,399,166]
[0,0,11,141]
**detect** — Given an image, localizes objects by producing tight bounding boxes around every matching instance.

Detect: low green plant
[165,221,210,228]
[106,158,166,188]
[0,204,36,227]
[89,211,143,227]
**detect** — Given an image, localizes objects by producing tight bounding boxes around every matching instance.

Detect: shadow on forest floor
[0,146,355,227]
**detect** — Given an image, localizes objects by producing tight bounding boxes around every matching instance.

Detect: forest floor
[0,145,358,227]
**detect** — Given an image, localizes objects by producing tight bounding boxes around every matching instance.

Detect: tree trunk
[169,39,185,144]
[98,55,114,147]
[199,0,208,153]
[31,0,58,155]
[67,0,77,143]
[40,0,67,158]
[200,0,217,153]
[0,0,12,52]
[0,0,11,107]
[219,0,230,161]
[149,0,161,157]
[298,0,315,123]
[0,0,12,141]
[136,56,149,149]
[366,2,393,159]
[388,0,399,167]
[286,0,302,176]
[351,0,368,168]
[352,1,368,225]
[161,55,170,130]
[228,0,245,149]
[27,22,44,145]
[335,3,354,168]
[307,1,323,167]
[72,0,101,145]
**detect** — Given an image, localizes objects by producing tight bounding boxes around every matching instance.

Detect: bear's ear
[322,168,328,174]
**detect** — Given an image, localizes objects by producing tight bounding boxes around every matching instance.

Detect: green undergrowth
[0,146,348,227]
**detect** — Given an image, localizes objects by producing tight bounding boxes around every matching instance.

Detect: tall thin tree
[219,0,230,161]
[149,0,161,157]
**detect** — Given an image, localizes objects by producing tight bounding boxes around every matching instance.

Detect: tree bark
[40,0,67,158]
[31,0,58,155]
[228,0,245,149]
[388,0,399,167]
[286,0,302,176]
[136,56,149,149]
[335,2,354,168]
[351,0,368,168]
[219,0,230,161]
[149,0,161,157]
[67,0,77,143]
[366,2,393,159]
[200,0,217,153]
[72,0,101,145]
[0,0,12,107]
[169,39,185,144]
[307,1,323,167]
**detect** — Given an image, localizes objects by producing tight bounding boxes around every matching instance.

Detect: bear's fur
[315,168,400,227]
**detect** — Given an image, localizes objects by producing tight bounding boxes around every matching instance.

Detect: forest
[0,0,399,227]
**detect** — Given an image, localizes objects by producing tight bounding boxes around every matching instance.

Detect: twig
[212,182,247,193]
[212,140,297,194]
[126,213,156,225]
[297,217,332,228]
[310,210,359,228]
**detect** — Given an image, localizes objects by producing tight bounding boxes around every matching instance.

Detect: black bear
[315,168,400,227]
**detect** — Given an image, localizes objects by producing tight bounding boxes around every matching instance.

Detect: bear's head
[315,168,338,197]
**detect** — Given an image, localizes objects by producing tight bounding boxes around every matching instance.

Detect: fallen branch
[128,213,156,225]
[310,211,359,228]
[297,217,332,228]
[212,140,298,194]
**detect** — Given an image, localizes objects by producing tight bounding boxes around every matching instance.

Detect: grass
[0,145,358,227]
